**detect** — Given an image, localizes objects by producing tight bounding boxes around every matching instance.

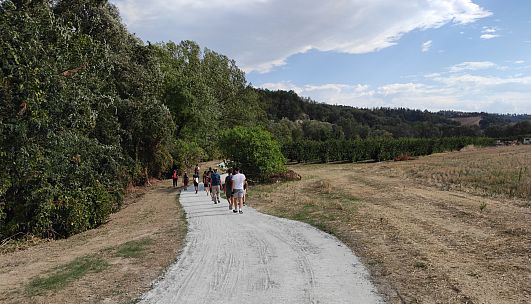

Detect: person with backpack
[194,164,200,175]
[210,168,222,204]
[203,170,211,196]
[183,173,189,190]
[193,172,200,194]
[224,168,234,210]
[172,169,179,188]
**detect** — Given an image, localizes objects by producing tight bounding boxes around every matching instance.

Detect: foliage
[283,137,495,163]
[0,0,174,239]
[219,127,286,179]
[258,89,529,141]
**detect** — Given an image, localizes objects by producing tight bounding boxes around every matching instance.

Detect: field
[250,145,530,303]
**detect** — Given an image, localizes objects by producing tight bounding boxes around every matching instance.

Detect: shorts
[194,181,199,186]
[211,185,220,196]
[233,189,244,198]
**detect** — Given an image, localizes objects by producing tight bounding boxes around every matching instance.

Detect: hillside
[256,89,531,142]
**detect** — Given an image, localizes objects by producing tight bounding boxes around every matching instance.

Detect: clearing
[250,145,530,303]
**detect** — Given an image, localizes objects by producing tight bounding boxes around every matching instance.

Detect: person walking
[231,167,246,214]
[183,173,189,190]
[172,169,179,188]
[203,170,211,196]
[224,169,233,210]
[193,172,200,194]
[243,178,248,205]
[210,168,222,204]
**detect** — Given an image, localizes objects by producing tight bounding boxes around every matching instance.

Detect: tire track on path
[140,183,383,304]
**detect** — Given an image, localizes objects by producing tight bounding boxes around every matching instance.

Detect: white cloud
[448,61,498,72]
[480,26,500,39]
[480,34,500,39]
[421,40,433,52]
[256,72,531,114]
[112,0,491,72]
[482,26,498,33]
[432,74,531,86]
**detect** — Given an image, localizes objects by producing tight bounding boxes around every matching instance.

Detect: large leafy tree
[0,0,174,238]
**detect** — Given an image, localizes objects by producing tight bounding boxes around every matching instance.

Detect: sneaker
[233,210,237,213]
[214,201,218,204]
[239,210,243,214]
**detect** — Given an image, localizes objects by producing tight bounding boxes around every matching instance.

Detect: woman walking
[172,169,179,188]
[183,173,189,190]
[203,170,211,196]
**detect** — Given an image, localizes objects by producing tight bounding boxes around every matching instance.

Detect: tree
[219,127,286,179]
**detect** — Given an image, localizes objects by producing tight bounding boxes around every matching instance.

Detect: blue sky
[112,0,531,114]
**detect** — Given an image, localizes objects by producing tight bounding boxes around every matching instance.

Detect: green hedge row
[283,137,495,163]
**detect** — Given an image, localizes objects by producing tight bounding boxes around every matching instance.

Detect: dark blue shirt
[211,172,221,186]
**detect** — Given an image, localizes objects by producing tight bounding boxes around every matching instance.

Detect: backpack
[211,173,221,185]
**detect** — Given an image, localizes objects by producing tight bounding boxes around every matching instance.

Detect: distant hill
[450,116,482,126]
[256,88,531,142]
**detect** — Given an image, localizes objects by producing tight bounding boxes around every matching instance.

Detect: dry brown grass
[399,145,530,201]
[0,180,187,304]
[249,145,531,304]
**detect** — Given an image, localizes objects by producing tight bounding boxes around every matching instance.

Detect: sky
[111,0,531,114]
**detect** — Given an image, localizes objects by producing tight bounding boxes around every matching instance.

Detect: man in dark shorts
[224,169,233,210]
[193,172,200,194]
[210,168,222,204]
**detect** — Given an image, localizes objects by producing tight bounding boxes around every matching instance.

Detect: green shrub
[283,137,495,164]
[219,127,286,179]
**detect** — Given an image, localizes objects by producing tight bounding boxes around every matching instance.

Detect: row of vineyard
[282,137,495,163]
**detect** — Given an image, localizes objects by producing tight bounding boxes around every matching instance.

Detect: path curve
[140,183,383,304]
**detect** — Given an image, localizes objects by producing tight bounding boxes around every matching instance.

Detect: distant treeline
[282,137,496,163]
[258,89,530,143]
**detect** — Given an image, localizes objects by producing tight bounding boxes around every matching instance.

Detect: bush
[219,127,286,179]
[283,137,495,164]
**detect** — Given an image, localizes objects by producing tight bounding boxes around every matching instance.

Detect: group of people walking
[223,167,247,214]
[172,164,247,214]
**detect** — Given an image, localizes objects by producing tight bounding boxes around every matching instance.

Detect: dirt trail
[140,183,383,304]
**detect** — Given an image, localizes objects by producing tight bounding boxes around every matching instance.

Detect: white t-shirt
[232,173,246,190]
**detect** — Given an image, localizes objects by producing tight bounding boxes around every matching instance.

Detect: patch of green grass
[27,255,109,295]
[292,204,318,221]
[114,238,155,258]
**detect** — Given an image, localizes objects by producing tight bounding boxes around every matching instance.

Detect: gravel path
[140,183,383,304]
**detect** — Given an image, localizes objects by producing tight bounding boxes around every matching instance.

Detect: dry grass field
[250,145,530,303]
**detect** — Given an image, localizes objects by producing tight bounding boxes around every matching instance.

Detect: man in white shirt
[231,167,246,214]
